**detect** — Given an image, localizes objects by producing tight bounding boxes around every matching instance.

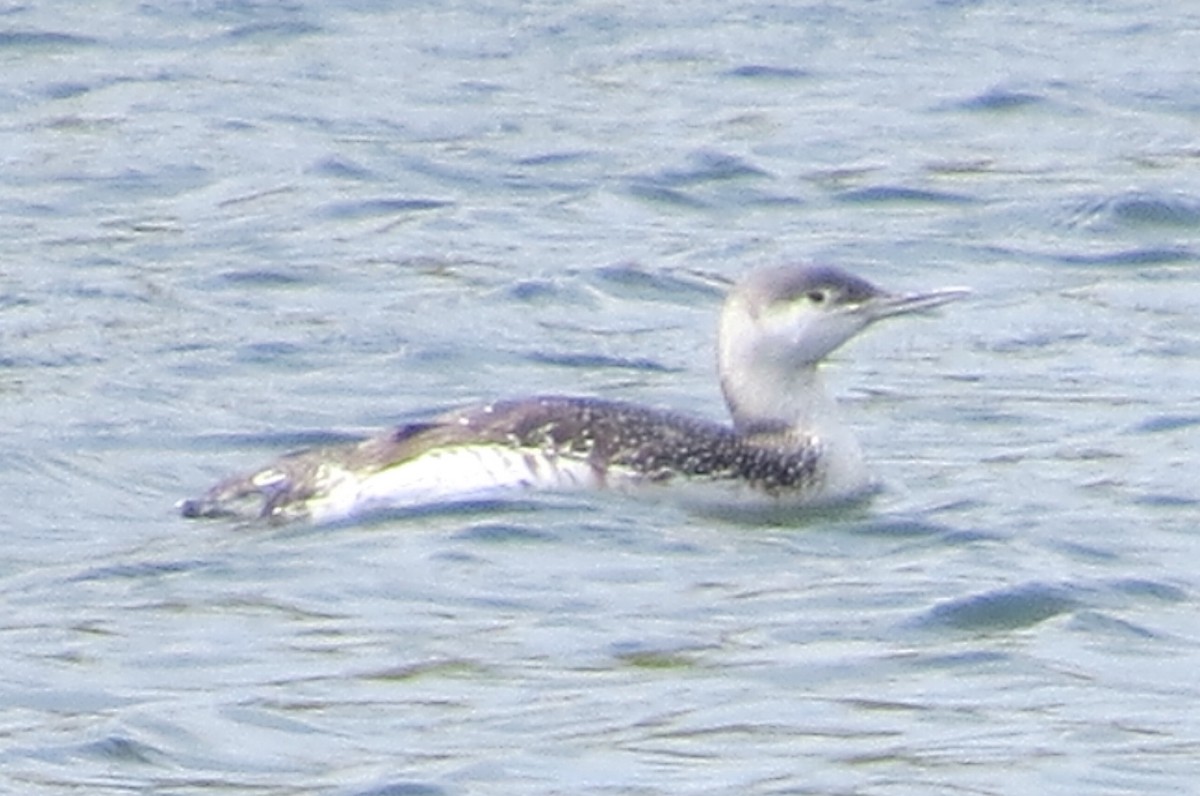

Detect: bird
[179,264,968,524]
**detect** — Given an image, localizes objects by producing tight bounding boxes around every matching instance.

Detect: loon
[180,264,967,524]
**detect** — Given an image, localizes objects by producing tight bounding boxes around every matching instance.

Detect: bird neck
[720,362,841,438]
[720,361,868,496]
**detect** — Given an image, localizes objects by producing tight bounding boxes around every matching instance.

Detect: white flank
[306,445,602,523]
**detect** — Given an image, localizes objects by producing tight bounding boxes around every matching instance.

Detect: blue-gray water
[3,2,1199,794]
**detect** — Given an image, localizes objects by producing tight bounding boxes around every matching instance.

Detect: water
[2,1,1199,793]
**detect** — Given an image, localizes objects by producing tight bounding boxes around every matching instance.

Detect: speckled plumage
[444,397,822,487]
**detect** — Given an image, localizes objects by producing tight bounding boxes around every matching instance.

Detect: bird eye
[806,289,828,304]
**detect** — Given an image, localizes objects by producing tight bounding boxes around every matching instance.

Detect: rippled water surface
[3,2,1199,794]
